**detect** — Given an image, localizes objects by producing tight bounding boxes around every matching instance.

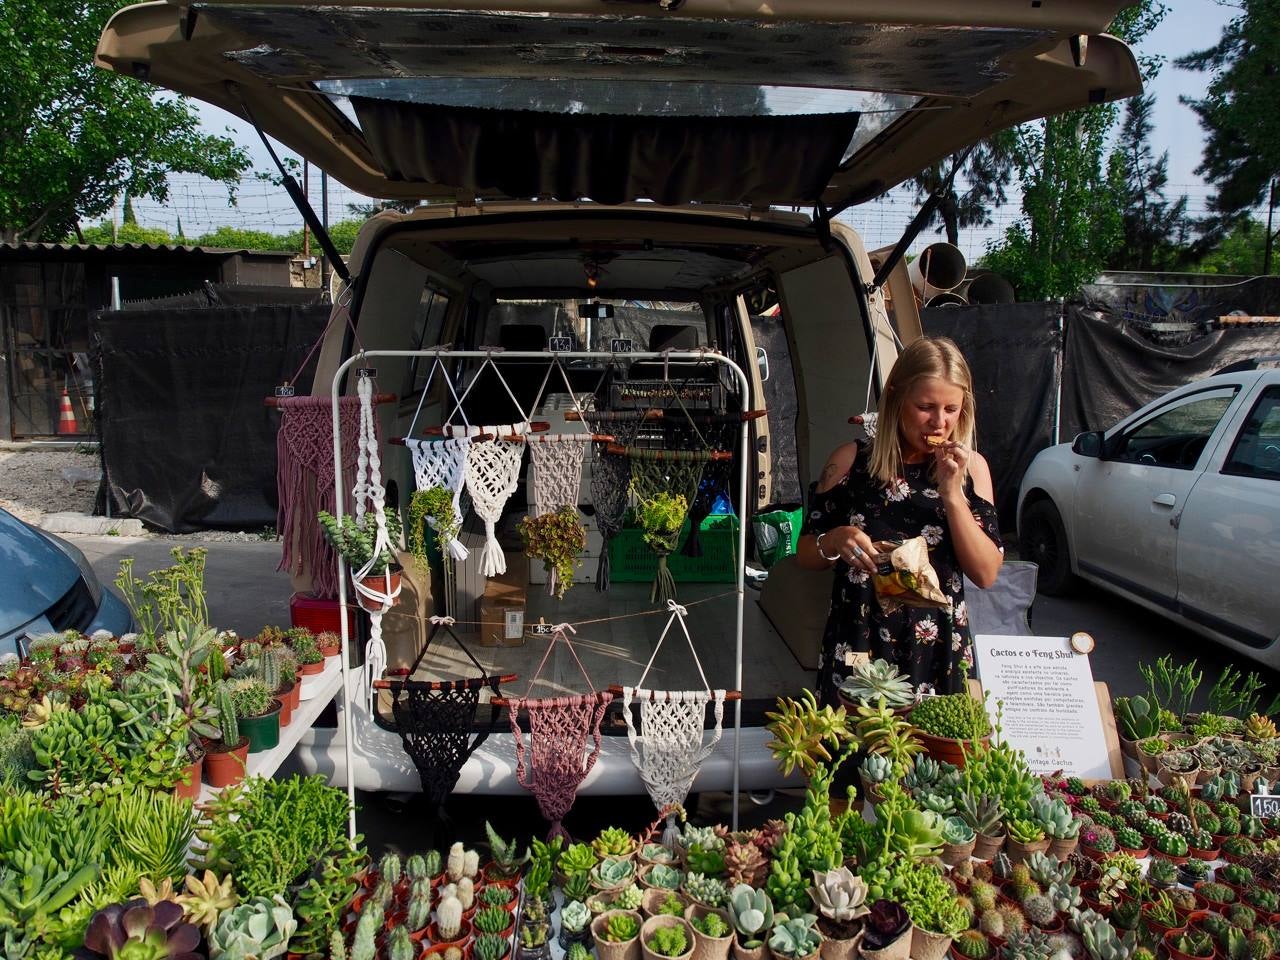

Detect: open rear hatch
[97,1,1140,210]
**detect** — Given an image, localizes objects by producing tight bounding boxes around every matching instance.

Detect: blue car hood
[0,511,78,625]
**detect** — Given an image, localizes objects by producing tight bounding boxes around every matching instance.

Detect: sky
[122,1,1239,263]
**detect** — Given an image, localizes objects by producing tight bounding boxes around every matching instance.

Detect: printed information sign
[974,634,1112,780]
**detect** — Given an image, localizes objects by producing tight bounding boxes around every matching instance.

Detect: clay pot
[1162,930,1215,960]
[173,753,204,800]
[1004,836,1051,865]
[941,838,976,867]
[1116,844,1148,860]
[277,683,295,726]
[1139,903,1184,939]
[732,937,768,960]
[971,833,1005,861]
[426,918,472,948]
[299,658,325,676]
[319,638,342,658]
[910,928,952,960]
[356,568,402,611]
[594,910,644,960]
[816,920,862,960]
[203,737,249,788]
[917,731,989,769]
[1189,845,1220,861]
[643,888,689,920]
[1047,836,1078,861]
[685,904,733,960]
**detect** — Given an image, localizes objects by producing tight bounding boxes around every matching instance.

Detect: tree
[1177,0,1280,247]
[121,194,137,226]
[78,221,173,245]
[909,133,1017,246]
[191,226,300,252]
[1193,217,1267,275]
[980,2,1169,299]
[1110,94,1192,271]
[0,0,251,242]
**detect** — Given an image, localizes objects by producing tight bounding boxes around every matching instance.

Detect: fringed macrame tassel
[651,556,677,606]
[596,549,611,592]
[479,521,506,576]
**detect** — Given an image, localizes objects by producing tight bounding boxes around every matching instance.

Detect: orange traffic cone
[57,391,77,435]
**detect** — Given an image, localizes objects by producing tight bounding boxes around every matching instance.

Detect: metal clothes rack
[330,349,752,838]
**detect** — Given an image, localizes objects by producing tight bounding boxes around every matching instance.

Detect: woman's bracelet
[815,532,842,563]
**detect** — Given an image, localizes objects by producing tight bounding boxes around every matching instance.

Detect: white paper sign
[974,634,1111,780]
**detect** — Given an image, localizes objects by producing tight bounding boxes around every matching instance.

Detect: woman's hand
[814,524,880,574]
[934,440,970,507]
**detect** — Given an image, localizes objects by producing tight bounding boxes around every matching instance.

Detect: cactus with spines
[954,931,991,959]
[1009,865,1039,903]
[447,842,465,881]
[410,878,431,902]
[437,894,463,940]
[457,876,475,910]
[387,927,416,960]
[424,849,442,877]
[408,887,432,931]
[463,849,480,878]
[351,900,384,960]
[374,878,395,909]
[260,648,280,693]
[996,904,1027,937]
[379,852,402,886]
[978,909,1005,939]
[1021,894,1054,928]
[329,928,347,960]
[406,854,429,881]
[216,683,239,746]
[970,880,998,913]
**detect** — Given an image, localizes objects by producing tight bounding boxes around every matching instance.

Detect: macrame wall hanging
[614,600,732,846]
[579,409,648,591]
[274,396,366,599]
[349,371,403,708]
[498,623,613,840]
[623,446,718,605]
[372,616,514,832]
[661,414,746,558]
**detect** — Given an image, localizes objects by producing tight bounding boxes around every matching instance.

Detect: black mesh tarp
[922,302,1061,532]
[92,305,329,532]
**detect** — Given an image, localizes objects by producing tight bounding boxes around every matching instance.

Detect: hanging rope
[348,372,402,709]
[528,435,591,517]
[274,396,364,599]
[627,448,712,605]
[373,617,509,820]
[507,623,612,840]
[582,412,647,591]
[464,428,526,576]
[621,600,728,845]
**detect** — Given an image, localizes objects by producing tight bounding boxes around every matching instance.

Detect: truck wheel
[1020,499,1075,596]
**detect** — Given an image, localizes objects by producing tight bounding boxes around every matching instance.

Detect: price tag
[274,384,296,398]
[548,336,573,353]
[610,338,634,354]
[531,621,555,637]
[356,367,377,379]
[1070,632,1096,655]
[844,651,870,667]
[504,609,525,641]
[1251,784,1280,819]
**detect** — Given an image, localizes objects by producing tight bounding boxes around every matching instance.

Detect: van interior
[314,205,888,715]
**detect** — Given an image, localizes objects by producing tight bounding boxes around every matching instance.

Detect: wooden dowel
[606,444,733,461]
[389,434,493,446]
[265,393,396,407]
[607,684,742,701]
[565,409,664,422]
[373,673,518,691]
[420,421,552,436]
[491,690,611,709]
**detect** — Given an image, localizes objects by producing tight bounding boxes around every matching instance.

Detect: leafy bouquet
[519,506,587,598]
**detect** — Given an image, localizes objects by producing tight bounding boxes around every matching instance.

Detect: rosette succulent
[83,900,202,960]
[808,866,869,922]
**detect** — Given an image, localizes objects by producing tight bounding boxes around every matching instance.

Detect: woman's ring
[852,545,865,559]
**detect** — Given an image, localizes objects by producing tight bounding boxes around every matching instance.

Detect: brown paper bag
[871,536,951,612]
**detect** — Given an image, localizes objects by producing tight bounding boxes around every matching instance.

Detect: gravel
[0,447,274,543]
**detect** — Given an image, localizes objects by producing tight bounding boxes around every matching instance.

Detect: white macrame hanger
[622,599,727,845]
[855,322,906,442]
[349,369,402,709]
[526,356,592,519]
[403,353,473,561]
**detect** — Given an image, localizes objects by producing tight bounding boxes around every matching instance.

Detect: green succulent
[768,915,821,959]
[603,912,640,942]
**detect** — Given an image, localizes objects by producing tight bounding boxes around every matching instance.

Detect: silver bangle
[815,532,842,563]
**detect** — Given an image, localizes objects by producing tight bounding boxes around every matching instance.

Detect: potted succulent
[683,875,729,911]
[225,676,282,753]
[291,632,325,677]
[939,817,976,867]
[475,904,517,942]
[858,754,893,806]
[642,864,685,892]
[594,909,644,960]
[519,896,553,960]
[318,508,404,611]
[836,659,917,712]
[203,683,249,788]
[956,792,1005,860]
[686,905,734,960]
[948,931,992,960]
[1029,795,1080,860]
[908,693,991,768]
[1004,818,1049,865]
[857,902,911,960]
[84,899,202,959]
[484,822,530,884]
[314,630,342,658]
[808,867,868,960]
[593,857,639,894]
[767,915,821,960]
[559,900,594,951]
[645,889,690,920]
[727,885,773,960]
[1164,930,1214,960]
[519,506,587,599]
[642,914,696,960]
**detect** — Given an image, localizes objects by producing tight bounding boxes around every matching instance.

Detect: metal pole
[329,349,750,839]
[1054,298,1065,446]
[1266,178,1277,276]
[321,172,330,297]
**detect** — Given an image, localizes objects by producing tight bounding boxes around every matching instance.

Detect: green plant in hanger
[407,486,460,573]
[317,509,402,575]
[519,506,587,599]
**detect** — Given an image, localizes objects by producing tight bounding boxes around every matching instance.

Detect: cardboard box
[478,550,528,647]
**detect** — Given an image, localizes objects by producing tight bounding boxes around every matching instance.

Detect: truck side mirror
[1072,431,1103,458]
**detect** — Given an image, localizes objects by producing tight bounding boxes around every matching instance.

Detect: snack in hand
[871,537,950,612]
[926,435,946,448]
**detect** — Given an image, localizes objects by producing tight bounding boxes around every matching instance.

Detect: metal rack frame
[330,348,752,838]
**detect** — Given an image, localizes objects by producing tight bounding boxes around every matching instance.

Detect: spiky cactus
[1021,894,1054,928]
[406,854,428,881]
[329,928,348,960]
[977,909,1004,939]
[351,900,383,960]
[463,849,480,878]
[379,852,402,886]
[387,927,416,960]
[447,842,465,881]
[437,895,463,940]
[407,889,431,931]
[217,683,239,747]
[954,931,991,959]
[260,648,281,693]
[457,877,475,910]
[424,849,442,877]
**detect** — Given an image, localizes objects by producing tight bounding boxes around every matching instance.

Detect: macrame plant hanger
[401,355,472,563]
[269,290,390,598]
[847,322,904,442]
[371,615,515,839]
[349,368,403,709]
[444,355,532,577]
[496,623,613,841]
[612,600,732,846]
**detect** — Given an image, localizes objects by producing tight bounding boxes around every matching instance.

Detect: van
[96,1,1140,797]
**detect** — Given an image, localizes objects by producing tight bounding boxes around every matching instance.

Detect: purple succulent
[862,901,910,949]
[82,898,202,960]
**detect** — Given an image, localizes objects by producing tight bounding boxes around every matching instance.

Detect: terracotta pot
[173,754,204,800]
[240,699,283,752]
[732,938,768,960]
[1047,836,1078,861]
[1162,931,1215,960]
[356,568,402,611]
[1139,903,1184,939]
[423,944,464,960]
[1004,836,1050,865]
[685,904,733,960]
[482,864,522,888]
[910,928,952,960]
[917,731,989,769]
[971,833,1005,861]
[203,737,249,788]
[643,888,689,920]
[941,838,976,867]
[299,658,325,676]
[949,945,992,960]
[858,924,912,960]
[427,918,472,948]
[1189,845,1220,861]
[277,682,295,726]
[1154,852,1189,866]
[1171,894,1210,922]
[319,639,342,658]
[1116,845,1148,860]
[816,925,862,960]
[593,910,643,960]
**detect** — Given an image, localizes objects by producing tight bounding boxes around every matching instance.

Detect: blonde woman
[797,337,1004,700]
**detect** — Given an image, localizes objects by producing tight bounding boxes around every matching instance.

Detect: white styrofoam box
[529,553,601,585]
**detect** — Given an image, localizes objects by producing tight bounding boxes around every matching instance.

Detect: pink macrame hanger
[503,623,613,841]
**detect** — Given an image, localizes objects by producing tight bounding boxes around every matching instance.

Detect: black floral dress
[803,444,1003,703]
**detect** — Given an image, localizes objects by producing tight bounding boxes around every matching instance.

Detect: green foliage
[1193,217,1268,274]
[656,893,686,917]
[592,827,636,860]
[691,911,729,938]
[0,0,250,241]
[519,506,586,598]
[78,220,175,245]
[208,894,298,960]
[1110,94,1192,271]
[603,912,640,942]
[473,933,510,960]
[114,548,210,648]
[224,677,271,720]
[474,905,511,934]
[407,486,459,575]
[768,915,820,959]
[909,693,990,740]
[317,509,403,576]
[727,885,774,947]
[648,921,690,958]
[190,225,298,253]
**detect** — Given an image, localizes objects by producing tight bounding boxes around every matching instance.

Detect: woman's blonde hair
[867,336,976,487]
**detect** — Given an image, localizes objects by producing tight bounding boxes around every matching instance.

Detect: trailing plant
[406,486,459,572]
[520,507,587,598]
[317,509,402,576]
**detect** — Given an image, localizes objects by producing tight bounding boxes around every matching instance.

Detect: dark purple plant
[82,899,202,960]
[861,901,910,949]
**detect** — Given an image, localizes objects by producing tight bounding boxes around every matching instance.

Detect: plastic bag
[872,537,950,612]
[752,506,803,569]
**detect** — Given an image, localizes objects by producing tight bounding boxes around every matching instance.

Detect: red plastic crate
[289,592,356,636]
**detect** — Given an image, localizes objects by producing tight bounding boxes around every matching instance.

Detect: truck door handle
[1153,494,1176,507]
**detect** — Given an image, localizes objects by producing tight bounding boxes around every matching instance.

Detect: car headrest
[498,324,548,351]
[648,324,700,352]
